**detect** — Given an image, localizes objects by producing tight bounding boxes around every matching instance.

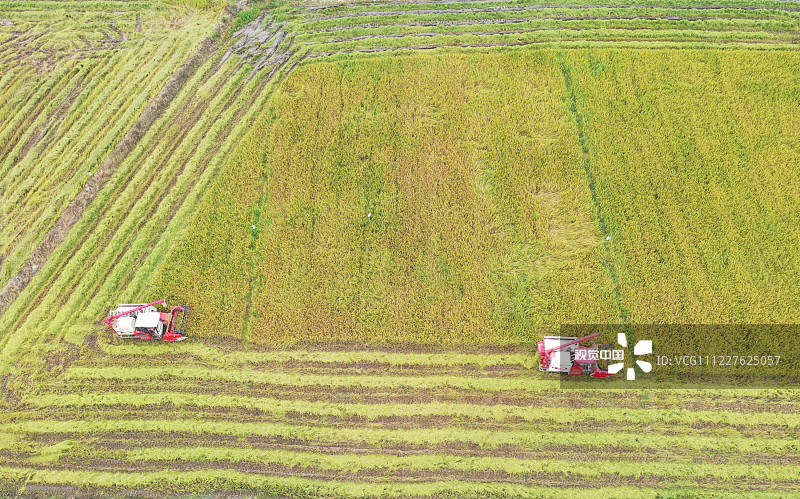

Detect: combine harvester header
[106,299,189,341]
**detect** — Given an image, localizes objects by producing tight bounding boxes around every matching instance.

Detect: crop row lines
[59,27,301,330]
[60,365,556,391]
[42,56,253,331]
[0,42,202,366]
[298,27,795,50]
[302,15,800,32]
[1,42,173,245]
[2,419,798,454]
[298,18,800,39]
[0,465,771,499]
[117,49,301,308]
[0,9,304,368]
[0,39,183,288]
[23,390,800,429]
[8,427,799,465]
[1,452,798,489]
[302,5,800,23]
[84,345,800,400]
[7,405,800,445]
[33,379,800,416]
[299,30,798,57]
[0,39,199,350]
[74,354,530,376]
[303,39,800,65]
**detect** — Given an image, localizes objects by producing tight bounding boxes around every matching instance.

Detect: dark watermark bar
[555,324,800,389]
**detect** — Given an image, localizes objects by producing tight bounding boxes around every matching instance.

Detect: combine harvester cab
[106,299,189,341]
[538,332,614,378]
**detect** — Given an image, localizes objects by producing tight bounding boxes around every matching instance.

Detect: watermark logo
[574,346,624,362]
[608,333,652,380]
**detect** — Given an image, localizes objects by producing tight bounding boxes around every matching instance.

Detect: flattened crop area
[1,340,799,497]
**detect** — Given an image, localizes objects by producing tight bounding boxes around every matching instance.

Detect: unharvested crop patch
[155,50,616,345]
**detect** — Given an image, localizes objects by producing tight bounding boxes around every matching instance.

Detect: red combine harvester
[538,332,614,377]
[106,299,189,341]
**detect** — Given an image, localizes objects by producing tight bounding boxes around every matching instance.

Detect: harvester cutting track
[106,299,189,341]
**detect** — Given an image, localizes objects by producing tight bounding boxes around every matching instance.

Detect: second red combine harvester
[538,332,615,377]
[106,299,189,341]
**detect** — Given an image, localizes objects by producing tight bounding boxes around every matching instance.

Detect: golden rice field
[1,0,799,496]
[153,47,800,345]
